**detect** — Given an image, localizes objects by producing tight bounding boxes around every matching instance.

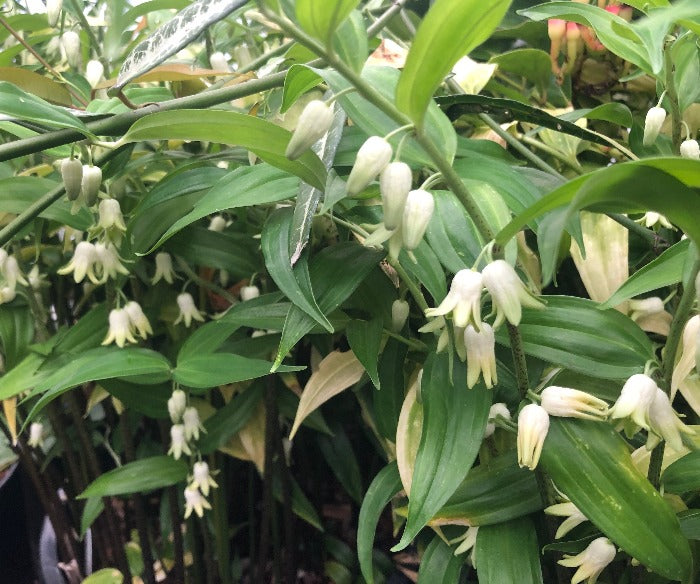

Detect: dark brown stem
[120,412,156,584]
[159,421,185,584]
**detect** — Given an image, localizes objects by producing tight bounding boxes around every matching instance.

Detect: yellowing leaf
[395,382,422,496]
[2,397,17,444]
[290,350,364,439]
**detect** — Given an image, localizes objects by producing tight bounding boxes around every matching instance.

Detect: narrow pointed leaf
[417,537,464,583]
[296,0,361,43]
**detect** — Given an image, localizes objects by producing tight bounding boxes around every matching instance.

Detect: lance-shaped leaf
[393,352,491,551]
[289,350,365,439]
[417,537,464,583]
[395,0,511,125]
[113,0,248,91]
[296,0,361,44]
[540,419,692,582]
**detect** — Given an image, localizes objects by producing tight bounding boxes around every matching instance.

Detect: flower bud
[47,0,62,27]
[61,31,81,68]
[517,403,549,470]
[464,323,497,388]
[680,139,700,160]
[81,165,102,207]
[85,59,104,89]
[346,136,393,196]
[484,402,510,438]
[208,215,227,232]
[643,106,666,147]
[168,389,187,423]
[209,51,229,71]
[401,189,434,250]
[391,298,410,332]
[541,386,608,420]
[566,22,582,68]
[240,285,260,301]
[285,100,334,160]
[28,422,44,448]
[61,157,83,201]
[548,18,566,43]
[380,162,412,230]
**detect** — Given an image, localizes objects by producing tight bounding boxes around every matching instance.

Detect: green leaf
[0,176,91,230]
[417,537,464,583]
[26,347,172,423]
[474,516,543,584]
[519,2,652,73]
[172,353,304,390]
[281,65,323,114]
[296,0,361,44]
[540,419,692,582]
[357,462,402,584]
[263,207,332,332]
[274,473,324,531]
[435,451,541,526]
[490,48,551,94]
[100,380,171,419]
[0,352,46,401]
[394,353,491,551]
[495,296,653,379]
[318,421,363,503]
[0,303,33,369]
[80,497,105,537]
[399,241,447,303]
[601,240,689,309]
[122,110,327,189]
[81,569,123,584]
[679,510,700,541]
[0,81,92,134]
[396,0,511,124]
[199,382,264,455]
[314,65,457,167]
[346,318,382,389]
[332,10,367,74]
[78,456,187,498]
[661,451,700,495]
[374,337,407,440]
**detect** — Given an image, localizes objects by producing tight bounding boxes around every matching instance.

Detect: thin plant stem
[175,256,238,306]
[506,322,529,398]
[664,43,682,154]
[518,134,583,174]
[238,40,294,74]
[648,257,700,487]
[388,257,429,312]
[211,452,231,584]
[159,421,185,584]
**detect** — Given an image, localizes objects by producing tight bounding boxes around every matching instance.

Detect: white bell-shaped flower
[125,301,153,339]
[152,252,176,285]
[183,406,205,441]
[47,0,62,27]
[646,387,694,452]
[558,537,616,584]
[184,485,212,519]
[391,299,410,332]
[208,215,227,232]
[97,199,126,233]
[61,30,81,68]
[209,51,229,72]
[380,161,412,230]
[27,422,44,448]
[545,501,589,539]
[484,402,510,438]
[168,389,187,423]
[174,292,205,327]
[285,100,334,160]
[401,189,434,251]
[168,424,192,460]
[464,323,497,389]
[643,106,666,147]
[671,315,700,396]
[190,461,218,496]
[240,285,260,301]
[609,373,658,429]
[540,386,608,420]
[680,139,700,160]
[482,260,544,328]
[57,241,98,283]
[102,308,137,348]
[346,136,393,196]
[85,59,104,89]
[2,255,27,289]
[425,269,483,328]
[517,403,549,470]
[94,243,129,283]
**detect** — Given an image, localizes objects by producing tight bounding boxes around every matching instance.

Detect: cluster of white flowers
[167,389,216,519]
[0,249,28,305]
[102,301,153,348]
[423,261,544,388]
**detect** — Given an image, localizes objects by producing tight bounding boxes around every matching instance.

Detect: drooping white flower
[57,241,98,283]
[85,59,104,89]
[628,296,671,336]
[27,422,44,449]
[46,0,62,27]
[174,293,205,327]
[190,461,218,496]
[671,315,700,396]
[401,189,434,251]
[94,243,129,283]
[517,403,549,470]
[61,31,81,68]
[2,255,27,289]
[609,373,658,429]
[97,198,126,233]
[680,139,700,160]
[540,386,608,420]
[484,402,510,438]
[643,106,666,147]
[379,161,412,230]
[425,269,483,328]
[346,136,393,196]
[152,252,176,285]
[646,388,695,452]
[285,100,334,160]
[184,485,212,518]
[545,501,589,539]
[81,165,102,207]
[482,260,544,328]
[558,537,616,584]
[208,215,227,232]
[391,299,410,332]
[454,526,478,563]
[125,301,153,339]
[102,308,137,348]
[209,51,230,72]
[168,424,192,460]
[183,406,205,441]
[168,389,187,423]
[60,157,83,201]
[464,323,497,389]
[638,212,673,230]
[240,285,260,301]
[0,286,16,304]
